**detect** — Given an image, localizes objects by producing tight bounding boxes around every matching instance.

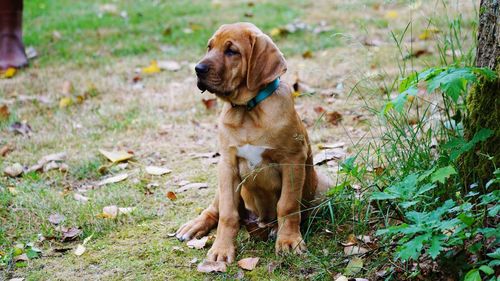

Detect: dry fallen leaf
[4,163,24,177]
[48,213,65,225]
[59,97,73,108]
[187,236,209,249]
[118,207,135,214]
[0,67,17,79]
[9,121,32,136]
[197,260,227,273]
[61,227,82,241]
[341,234,358,247]
[344,245,369,256]
[202,98,217,110]
[166,191,177,201]
[142,60,161,74]
[357,235,372,243]
[0,104,10,120]
[313,149,347,165]
[317,142,345,150]
[344,257,364,276]
[238,257,259,271]
[102,205,119,218]
[145,166,172,176]
[314,106,325,114]
[97,173,128,186]
[98,149,133,163]
[302,50,313,59]
[0,144,14,157]
[73,193,89,203]
[176,182,209,193]
[326,111,343,125]
[74,244,86,256]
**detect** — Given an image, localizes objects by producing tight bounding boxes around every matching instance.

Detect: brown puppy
[176,22,328,263]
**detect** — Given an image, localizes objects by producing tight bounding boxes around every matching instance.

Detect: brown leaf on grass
[74,244,86,256]
[404,48,432,60]
[4,163,23,177]
[61,227,81,241]
[313,149,347,165]
[202,98,217,110]
[13,253,28,262]
[176,182,209,193]
[197,260,227,273]
[48,213,65,225]
[73,193,89,203]
[118,207,135,214]
[326,111,343,125]
[237,257,259,271]
[27,152,68,173]
[0,144,14,157]
[187,236,209,249]
[244,12,253,18]
[363,37,384,47]
[145,166,172,176]
[0,104,10,120]
[317,142,345,150]
[302,50,313,59]
[98,149,133,163]
[166,191,177,201]
[9,121,32,136]
[373,166,385,176]
[102,205,119,218]
[356,235,372,243]
[341,234,358,247]
[344,257,364,276]
[97,173,128,186]
[313,106,325,114]
[344,245,369,256]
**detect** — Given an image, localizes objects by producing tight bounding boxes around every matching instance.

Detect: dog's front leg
[207,151,241,263]
[276,155,307,255]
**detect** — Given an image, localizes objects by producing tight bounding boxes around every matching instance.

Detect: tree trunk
[461,0,499,189]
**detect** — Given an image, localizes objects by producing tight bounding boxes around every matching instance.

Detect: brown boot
[0,1,28,70]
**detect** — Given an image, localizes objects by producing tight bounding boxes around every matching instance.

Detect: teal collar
[245,78,280,111]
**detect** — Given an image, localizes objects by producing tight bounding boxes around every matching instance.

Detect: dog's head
[195,22,287,104]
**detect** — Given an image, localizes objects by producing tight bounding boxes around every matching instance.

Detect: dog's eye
[224,48,239,56]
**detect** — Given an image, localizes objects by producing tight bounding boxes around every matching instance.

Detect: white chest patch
[236,144,268,169]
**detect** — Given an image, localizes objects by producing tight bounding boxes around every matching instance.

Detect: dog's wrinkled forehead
[209,22,261,48]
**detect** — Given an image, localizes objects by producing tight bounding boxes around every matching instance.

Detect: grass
[0,0,481,280]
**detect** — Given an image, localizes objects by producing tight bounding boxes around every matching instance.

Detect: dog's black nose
[195,63,209,75]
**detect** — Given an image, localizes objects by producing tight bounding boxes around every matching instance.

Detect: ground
[0,0,477,280]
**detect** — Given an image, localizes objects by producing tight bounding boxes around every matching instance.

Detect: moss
[460,60,500,189]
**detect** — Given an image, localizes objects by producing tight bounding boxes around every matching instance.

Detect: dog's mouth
[197,79,231,97]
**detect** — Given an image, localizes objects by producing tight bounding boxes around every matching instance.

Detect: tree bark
[461,0,499,189]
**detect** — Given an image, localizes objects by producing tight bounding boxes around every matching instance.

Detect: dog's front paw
[275,234,307,255]
[176,213,217,241]
[207,241,236,263]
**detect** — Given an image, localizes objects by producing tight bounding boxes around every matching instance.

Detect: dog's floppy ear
[246,33,287,92]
